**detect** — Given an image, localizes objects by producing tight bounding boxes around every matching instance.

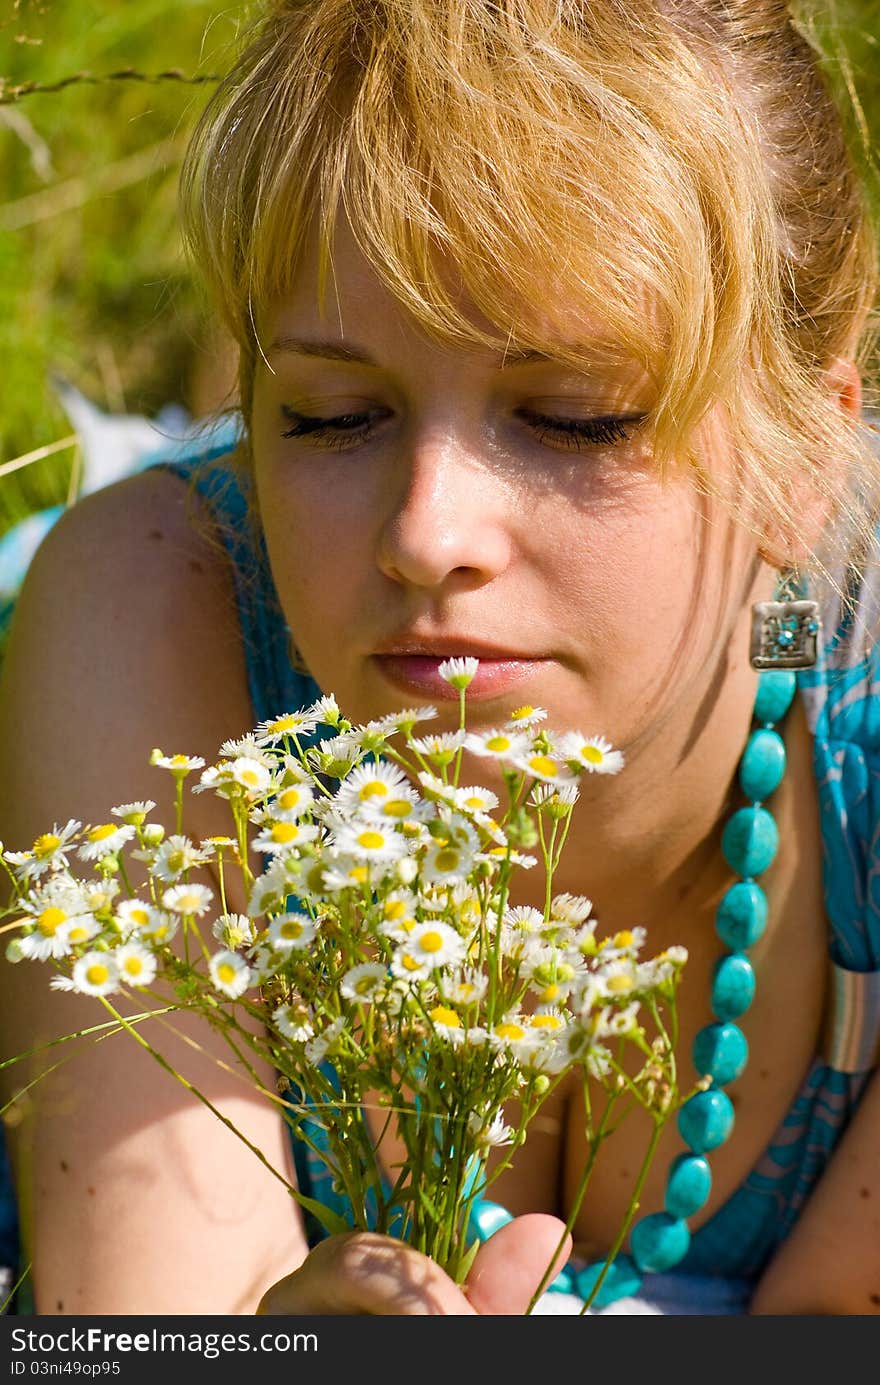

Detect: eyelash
[280,406,641,452]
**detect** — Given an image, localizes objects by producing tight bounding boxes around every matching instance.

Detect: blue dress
[3,438,880,1314]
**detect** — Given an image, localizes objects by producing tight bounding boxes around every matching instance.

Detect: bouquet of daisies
[2,658,687,1291]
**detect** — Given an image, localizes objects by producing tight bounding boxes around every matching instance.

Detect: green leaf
[291,1191,353,1239]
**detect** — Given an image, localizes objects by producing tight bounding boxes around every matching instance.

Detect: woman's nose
[375,431,514,591]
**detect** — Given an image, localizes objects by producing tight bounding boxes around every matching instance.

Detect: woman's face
[249,221,766,767]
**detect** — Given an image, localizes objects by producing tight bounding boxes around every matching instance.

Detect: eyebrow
[267,336,556,368]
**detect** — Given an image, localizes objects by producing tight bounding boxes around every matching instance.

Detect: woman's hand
[256,1213,572,1316]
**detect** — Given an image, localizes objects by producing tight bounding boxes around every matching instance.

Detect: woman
[1,0,879,1314]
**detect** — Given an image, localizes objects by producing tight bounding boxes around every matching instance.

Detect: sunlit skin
[250,218,778,934]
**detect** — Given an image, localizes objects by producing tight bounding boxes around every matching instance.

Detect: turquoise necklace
[468,667,798,1310]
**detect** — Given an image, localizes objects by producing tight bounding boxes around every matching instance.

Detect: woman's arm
[0,466,309,1314]
[749,1065,880,1314]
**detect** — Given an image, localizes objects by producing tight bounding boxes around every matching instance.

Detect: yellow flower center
[129,907,149,926]
[529,755,559,778]
[418,930,444,954]
[486,735,511,753]
[176,893,201,912]
[354,975,378,996]
[269,715,302,734]
[240,767,262,787]
[167,849,186,872]
[271,822,300,843]
[357,831,385,851]
[88,824,117,842]
[614,930,634,948]
[429,1006,461,1028]
[280,920,304,939]
[123,957,144,976]
[170,754,191,768]
[530,1013,563,1030]
[607,973,634,994]
[277,788,302,810]
[494,1022,526,1041]
[511,705,534,720]
[86,963,110,986]
[382,799,412,818]
[463,796,485,810]
[582,745,604,763]
[217,962,238,985]
[359,782,388,800]
[401,953,422,972]
[434,848,460,873]
[33,834,61,858]
[67,926,90,944]
[538,983,562,1003]
[38,906,67,936]
[384,900,407,920]
[349,866,369,884]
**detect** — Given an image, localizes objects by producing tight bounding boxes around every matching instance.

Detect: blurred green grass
[0,0,878,537]
[0,0,249,532]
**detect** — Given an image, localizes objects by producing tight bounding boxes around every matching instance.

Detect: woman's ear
[757,356,863,568]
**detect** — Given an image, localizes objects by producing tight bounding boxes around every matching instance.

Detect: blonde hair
[179,0,880,598]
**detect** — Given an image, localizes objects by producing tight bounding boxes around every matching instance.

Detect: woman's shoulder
[0,459,253,840]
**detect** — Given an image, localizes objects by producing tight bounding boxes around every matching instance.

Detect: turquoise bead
[712,951,756,1019]
[576,1255,643,1308]
[753,669,796,725]
[677,1087,735,1153]
[547,1265,575,1294]
[692,1021,749,1085]
[630,1213,691,1273]
[715,880,767,950]
[721,805,778,877]
[738,729,786,802]
[471,1199,512,1240]
[664,1153,712,1218]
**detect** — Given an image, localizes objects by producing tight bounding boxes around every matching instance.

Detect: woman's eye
[280,407,389,451]
[518,408,645,451]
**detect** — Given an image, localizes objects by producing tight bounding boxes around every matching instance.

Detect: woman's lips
[372,654,537,701]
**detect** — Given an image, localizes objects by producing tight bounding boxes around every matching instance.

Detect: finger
[257,1232,478,1316]
[465,1213,573,1315]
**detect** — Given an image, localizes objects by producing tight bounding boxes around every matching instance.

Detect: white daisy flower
[114,898,163,937]
[209,949,252,999]
[421,837,476,886]
[269,781,316,819]
[82,880,119,914]
[110,800,156,824]
[60,916,101,949]
[151,834,211,882]
[329,822,408,863]
[598,927,647,961]
[71,951,120,997]
[17,906,78,961]
[468,1110,514,1148]
[218,734,272,761]
[427,1004,464,1041]
[247,857,301,917]
[272,1001,315,1042]
[48,973,76,991]
[150,751,205,774]
[442,968,489,1008]
[529,782,580,814]
[113,942,158,988]
[212,913,256,948]
[229,756,273,795]
[595,959,638,998]
[409,730,467,765]
[550,893,594,925]
[334,760,413,814]
[252,820,320,854]
[503,905,546,935]
[463,730,529,763]
[255,709,321,745]
[558,732,625,775]
[162,883,214,916]
[489,1015,543,1061]
[135,911,179,946]
[266,912,317,951]
[454,785,500,815]
[369,705,438,735]
[5,820,82,879]
[307,694,340,725]
[304,1015,347,1066]
[390,921,466,979]
[506,704,548,728]
[437,656,479,689]
[512,748,576,785]
[340,962,387,1003]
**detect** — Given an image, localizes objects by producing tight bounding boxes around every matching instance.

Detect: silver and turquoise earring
[749,569,820,670]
